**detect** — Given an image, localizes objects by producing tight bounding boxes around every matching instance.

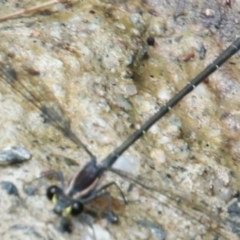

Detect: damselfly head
[46,185,84,217]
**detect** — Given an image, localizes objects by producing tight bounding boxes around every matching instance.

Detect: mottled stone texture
[0,0,240,239]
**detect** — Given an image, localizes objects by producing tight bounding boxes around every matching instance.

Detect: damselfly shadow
[0,36,240,239]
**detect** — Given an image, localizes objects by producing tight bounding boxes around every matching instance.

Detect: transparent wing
[0,61,95,159]
[109,167,238,240]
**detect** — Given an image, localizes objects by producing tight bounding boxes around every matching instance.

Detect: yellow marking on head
[62,206,72,217]
[52,194,57,205]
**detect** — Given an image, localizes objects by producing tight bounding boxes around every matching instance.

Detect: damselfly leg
[23,170,65,196]
[24,157,127,228]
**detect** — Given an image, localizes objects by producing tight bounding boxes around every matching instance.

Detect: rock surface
[0,0,240,239]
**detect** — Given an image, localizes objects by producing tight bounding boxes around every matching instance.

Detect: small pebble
[227,198,240,235]
[150,149,166,165]
[205,8,215,17]
[102,210,119,224]
[23,184,38,196]
[136,219,166,240]
[115,94,132,111]
[125,85,137,96]
[212,179,233,202]
[157,88,171,101]
[0,146,31,165]
[1,181,19,196]
[218,187,232,202]
[88,224,111,240]
[113,154,140,174]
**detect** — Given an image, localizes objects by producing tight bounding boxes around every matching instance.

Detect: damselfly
[1,37,240,239]
[0,1,240,239]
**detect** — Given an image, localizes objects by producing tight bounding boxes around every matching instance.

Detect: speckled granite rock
[0,0,240,239]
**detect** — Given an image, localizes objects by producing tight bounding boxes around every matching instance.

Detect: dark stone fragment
[1,181,19,196]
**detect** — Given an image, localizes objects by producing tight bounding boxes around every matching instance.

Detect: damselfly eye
[71,201,84,216]
[46,185,62,201]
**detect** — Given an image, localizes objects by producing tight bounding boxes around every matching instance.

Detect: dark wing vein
[109,167,236,240]
[0,61,95,159]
